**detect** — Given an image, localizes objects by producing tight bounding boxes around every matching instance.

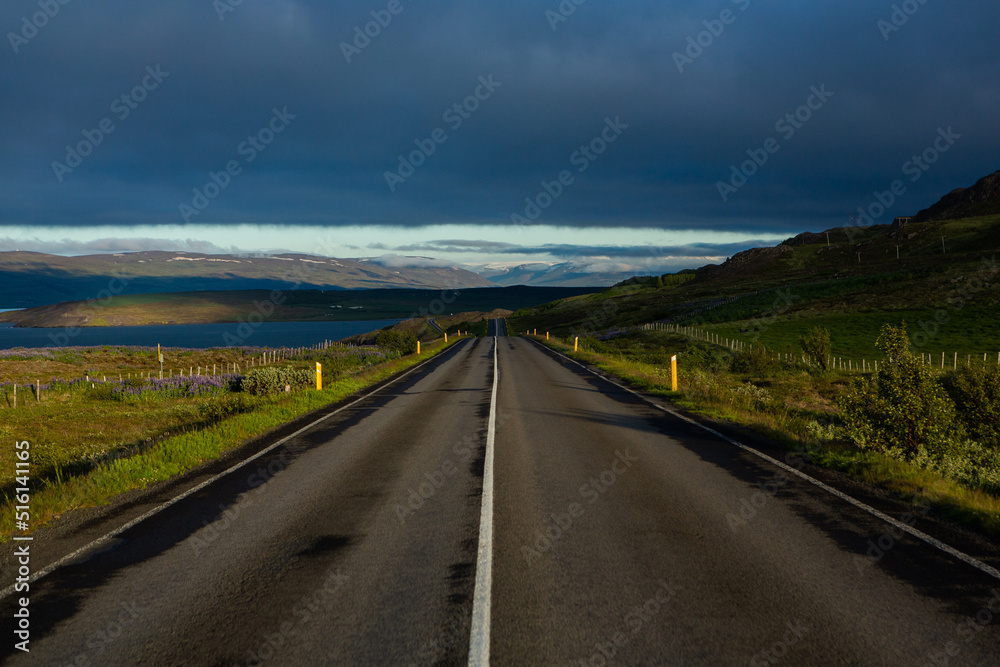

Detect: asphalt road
[486,319,507,337]
[3,321,1000,665]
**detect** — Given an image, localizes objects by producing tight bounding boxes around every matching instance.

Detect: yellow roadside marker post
[546,332,549,340]
[574,337,579,352]
[445,332,448,343]
[671,355,678,392]
[417,341,421,355]
[316,362,322,390]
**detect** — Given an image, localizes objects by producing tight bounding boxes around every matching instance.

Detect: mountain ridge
[0,250,492,309]
[913,170,1000,222]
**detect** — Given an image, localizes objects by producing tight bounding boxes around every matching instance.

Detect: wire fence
[0,339,354,408]
[634,321,1000,373]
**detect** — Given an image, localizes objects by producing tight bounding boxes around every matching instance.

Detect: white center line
[468,335,498,666]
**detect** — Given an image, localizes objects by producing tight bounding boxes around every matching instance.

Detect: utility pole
[896,245,900,260]
[825,231,831,248]
[941,236,947,254]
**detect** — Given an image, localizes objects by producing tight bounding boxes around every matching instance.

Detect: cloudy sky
[1,0,997,277]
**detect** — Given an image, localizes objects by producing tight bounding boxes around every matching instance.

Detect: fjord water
[0,320,401,350]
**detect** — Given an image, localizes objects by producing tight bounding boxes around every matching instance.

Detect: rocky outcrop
[697,244,792,280]
[912,170,1000,222]
[781,231,827,246]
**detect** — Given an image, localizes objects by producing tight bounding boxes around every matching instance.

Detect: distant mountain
[0,286,600,328]
[913,170,1000,222]
[481,262,639,287]
[0,251,493,309]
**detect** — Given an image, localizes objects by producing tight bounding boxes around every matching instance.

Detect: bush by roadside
[239,367,314,395]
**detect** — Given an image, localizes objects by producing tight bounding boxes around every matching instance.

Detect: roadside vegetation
[508,212,1000,535]
[0,335,462,538]
[521,323,1000,535]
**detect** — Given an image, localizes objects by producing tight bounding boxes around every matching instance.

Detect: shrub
[86,383,118,401]
[678,342,729,373]
[375,330,418,355]
[683,369,732,405]
[732,382,773,412]
[933,440,1000,494]
[199,392,259,421]
[239,367,313,395]
[945,364,1000,447]
[799,326,831,370]
[837,323,957,459]
[730,343,776,376]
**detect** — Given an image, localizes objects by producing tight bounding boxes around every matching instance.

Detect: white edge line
[532,338,1000,583]
[0,341,465,602]
[468,335,498,667]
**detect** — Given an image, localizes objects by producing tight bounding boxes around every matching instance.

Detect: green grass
[528,331,1000,537]
[0,338,460,539]
[503,212,1000,536]
[702,306,1000,363]
[509,214,1000,341]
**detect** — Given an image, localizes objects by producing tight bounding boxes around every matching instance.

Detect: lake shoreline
[0,320,402,351]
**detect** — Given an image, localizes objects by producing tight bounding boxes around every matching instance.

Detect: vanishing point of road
[3,320,1000,665]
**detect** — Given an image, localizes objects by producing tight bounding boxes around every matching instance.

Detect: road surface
[3,321,1000,665]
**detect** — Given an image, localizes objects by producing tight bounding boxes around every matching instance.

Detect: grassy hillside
[510,214,1000,361]
[0,337,461,537]
[509,212,1000,537]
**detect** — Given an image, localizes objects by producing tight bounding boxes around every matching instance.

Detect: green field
[511,214,1000,359]
[527,329,1000,535]
[0,336,461,538]
[702,306,1000,363]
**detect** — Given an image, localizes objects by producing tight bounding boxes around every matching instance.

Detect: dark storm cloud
[2,0,997,233]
